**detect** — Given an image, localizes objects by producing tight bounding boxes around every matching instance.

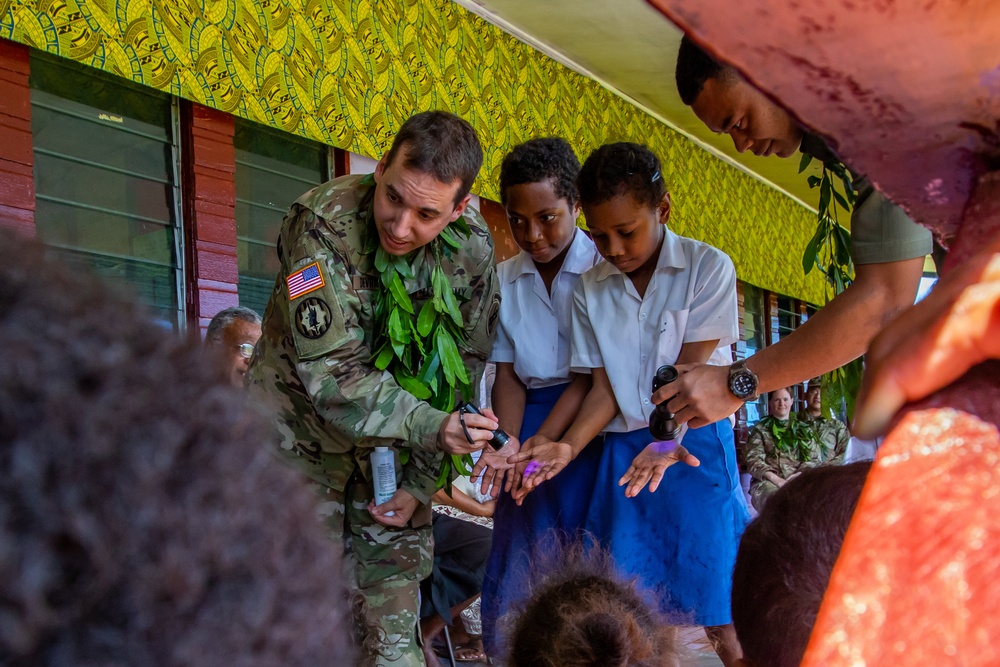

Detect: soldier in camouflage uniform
[797,376,850,451]
[246,111,502,667]
[744,385,848,510]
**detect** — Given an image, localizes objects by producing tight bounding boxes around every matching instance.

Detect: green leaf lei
[798,154,864,422]
[761,415,828,462]
[362,195,476,492]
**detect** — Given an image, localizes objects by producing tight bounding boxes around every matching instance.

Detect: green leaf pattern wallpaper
[1,0,825,303]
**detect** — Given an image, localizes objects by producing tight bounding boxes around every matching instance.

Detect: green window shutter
[29,52,182,329]
[234,119,329,317]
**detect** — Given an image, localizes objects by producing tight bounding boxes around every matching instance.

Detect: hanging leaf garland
[761,415,829,462]
[798,154,864,422]
[364,207,477,491]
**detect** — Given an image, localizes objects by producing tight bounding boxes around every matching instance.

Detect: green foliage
[762,415,829,462]
[798,154,864,422]
[368,217,477,491]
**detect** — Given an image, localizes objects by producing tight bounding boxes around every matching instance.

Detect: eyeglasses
[238,343,255,359]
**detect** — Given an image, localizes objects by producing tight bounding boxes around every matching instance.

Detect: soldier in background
[797,377,850,455]
[247,111,501,667]
[744,386,848,511]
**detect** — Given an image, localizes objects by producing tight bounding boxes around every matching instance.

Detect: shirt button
[640,312,647,319]
[643,398,650,405]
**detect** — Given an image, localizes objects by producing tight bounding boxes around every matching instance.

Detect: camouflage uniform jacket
[246,173,500,504]
[744,413,848,482]
[797,410,850,464]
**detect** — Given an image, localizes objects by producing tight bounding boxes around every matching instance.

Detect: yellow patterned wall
[1,0,825,303]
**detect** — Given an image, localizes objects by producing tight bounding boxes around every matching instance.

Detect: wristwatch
[728,360,759,401]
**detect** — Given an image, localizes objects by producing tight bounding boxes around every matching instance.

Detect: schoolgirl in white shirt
[514,143,750,667]
[475,138,604,655]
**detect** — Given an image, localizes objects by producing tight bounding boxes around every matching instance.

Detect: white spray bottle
[371,446,397,517]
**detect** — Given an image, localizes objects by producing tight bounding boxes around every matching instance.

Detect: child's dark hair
[0,230,354,666]
[499,137,581,207]
[577,142,666,209]
[732,461,871,667]
[506,544,679,667]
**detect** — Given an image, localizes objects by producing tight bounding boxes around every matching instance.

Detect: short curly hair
[577,142,667,210]
[499,137,581,207]
[0,230,354,666]
[505,543,679,667]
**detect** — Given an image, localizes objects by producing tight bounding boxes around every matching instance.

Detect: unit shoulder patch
[294,297,334,339]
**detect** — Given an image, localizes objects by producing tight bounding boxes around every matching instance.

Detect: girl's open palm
[619,441,700,498]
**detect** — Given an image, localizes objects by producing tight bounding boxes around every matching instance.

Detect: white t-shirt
[571,228,738,433]
[490,230,603,389]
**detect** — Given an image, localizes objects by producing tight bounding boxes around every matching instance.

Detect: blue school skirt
[585,421,750,627]
[480,383,604,654]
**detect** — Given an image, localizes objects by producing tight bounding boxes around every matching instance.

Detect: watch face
[730,371,757,399]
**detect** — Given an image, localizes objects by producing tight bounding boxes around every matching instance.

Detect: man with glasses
[206,306,262,388]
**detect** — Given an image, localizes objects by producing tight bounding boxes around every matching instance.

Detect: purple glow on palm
[650,440,677,454]
[524,461,540,477]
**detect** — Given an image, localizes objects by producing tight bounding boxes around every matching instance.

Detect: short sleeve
[850,181,933,265]
[569,280,603,371]
[683,247,739,347]
[489,317,515,364]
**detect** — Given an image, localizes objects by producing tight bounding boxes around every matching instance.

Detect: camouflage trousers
[316,474,434,667]
[749,479,780,511]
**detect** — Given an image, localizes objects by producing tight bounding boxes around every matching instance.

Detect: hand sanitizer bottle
[371,447,397,517]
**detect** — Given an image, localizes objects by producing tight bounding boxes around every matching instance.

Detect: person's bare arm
[544,367,618,461]
[661,257,925,428]
[490,362,526,438]
[432,487,495,518]
[675,340,719,365]
[528,372,593,442]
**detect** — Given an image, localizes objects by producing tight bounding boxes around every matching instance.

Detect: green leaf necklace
[363,203,477,489]
[764,415,826,462]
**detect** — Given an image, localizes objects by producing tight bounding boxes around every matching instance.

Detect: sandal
[435,638,488,663]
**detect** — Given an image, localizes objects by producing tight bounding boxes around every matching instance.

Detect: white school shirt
[490,230,604,389]
[570,229,739,433]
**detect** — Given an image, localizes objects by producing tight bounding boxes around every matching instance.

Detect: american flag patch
[286,262,325,299]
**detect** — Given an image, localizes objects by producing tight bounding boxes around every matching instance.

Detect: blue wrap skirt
[584,420,750,626]
[480,383,604,653]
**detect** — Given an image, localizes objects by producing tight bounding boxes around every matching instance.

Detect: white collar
[594,227,686,282]
[508,229,595,283]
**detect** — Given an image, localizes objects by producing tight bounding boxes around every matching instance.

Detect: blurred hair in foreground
[0,230,355,666]
[504,540,682,667]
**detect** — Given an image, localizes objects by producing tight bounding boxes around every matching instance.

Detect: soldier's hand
[661,363,741,429]
[438,409,498,455]
[470,434,521,498]
[368,488,420,527]
[618,441,700,498]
